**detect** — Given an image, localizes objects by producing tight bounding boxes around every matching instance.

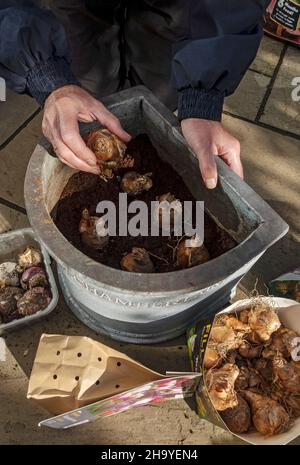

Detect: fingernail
[87,159,97,167]
[206,178,217,189]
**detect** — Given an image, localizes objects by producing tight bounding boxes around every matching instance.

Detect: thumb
[94,109,131,143]
[197,146,218,189]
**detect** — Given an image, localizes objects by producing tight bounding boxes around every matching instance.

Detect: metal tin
[24,87,289,343]
[0,228,58,334]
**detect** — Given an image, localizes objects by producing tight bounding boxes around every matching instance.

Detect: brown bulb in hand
[84,129,134,180]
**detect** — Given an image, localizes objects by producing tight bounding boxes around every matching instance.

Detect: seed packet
[268,268,300,301]
[263,0,300,47]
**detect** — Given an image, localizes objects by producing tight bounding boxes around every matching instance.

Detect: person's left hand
[181,118,243,189]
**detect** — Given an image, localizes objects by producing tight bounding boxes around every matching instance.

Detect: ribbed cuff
[178,88,224,122]
[27,56,81,105]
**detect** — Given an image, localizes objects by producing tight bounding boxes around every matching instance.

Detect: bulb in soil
[83,128,134,180]
[17,246,43,271]
[176,235,210,269]
[220,394,251,434]
[272,355,300,394]
[21,266,48,290]
[243,390,290,436]
[0,286,24,323]
[205,363,239,411]
[154,193,182,231]
[121,248,155,273]
[120,171,152,195]
[17,287,51,316]
[0,262,20,287]
[79,209,109,250]
[247,302,281,342]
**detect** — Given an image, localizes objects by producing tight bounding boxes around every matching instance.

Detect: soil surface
[52,134,236,272]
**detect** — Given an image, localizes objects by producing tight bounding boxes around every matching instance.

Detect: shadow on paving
[240,235,300,295]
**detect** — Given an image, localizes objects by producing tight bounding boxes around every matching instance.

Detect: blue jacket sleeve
[0,1,80,105]
[175,0,269,121]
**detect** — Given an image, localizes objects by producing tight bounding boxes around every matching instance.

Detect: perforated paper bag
[27,334,163,415]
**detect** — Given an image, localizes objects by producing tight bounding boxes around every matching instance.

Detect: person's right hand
[42,85,131,174]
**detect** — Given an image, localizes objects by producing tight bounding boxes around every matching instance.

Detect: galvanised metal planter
[24,87,289,343]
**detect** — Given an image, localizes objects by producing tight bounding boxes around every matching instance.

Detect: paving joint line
[255,43,288,123]
[0,197,26,215]
[0,107,41,152]
[224,110,300,141]
[248,67,273,79]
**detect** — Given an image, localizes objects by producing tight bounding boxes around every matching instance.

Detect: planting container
[24,86,289,343]
[0,228,58,335]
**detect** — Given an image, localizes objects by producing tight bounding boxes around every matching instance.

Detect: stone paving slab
[0,375,242,445]
[260,46,300,135]
[224,70,270,120]
[250,36,284,77]
[0,113,43,208]
[0,289,299,445]
[0,90,38,146]
[223,114,300,243]
[0,205,28,234]
[0,292,241,445]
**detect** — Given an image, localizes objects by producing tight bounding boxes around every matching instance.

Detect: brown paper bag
[27,334,163,415]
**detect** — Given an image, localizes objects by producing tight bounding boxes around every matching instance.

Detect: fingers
[93,107,131,143]
[219,140,244,179]
[42,85,131,174]
[59,114,98,167]
[52,138,100,174]
[181,118,243,189]
[45,121,99,174]
[77,112,97,123]
[196,145,218,189]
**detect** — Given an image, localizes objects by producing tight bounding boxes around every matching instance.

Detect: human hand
[42,85,131,174]
[181,118,243,189]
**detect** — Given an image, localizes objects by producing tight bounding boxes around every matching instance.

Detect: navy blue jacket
[0,0,268,121]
